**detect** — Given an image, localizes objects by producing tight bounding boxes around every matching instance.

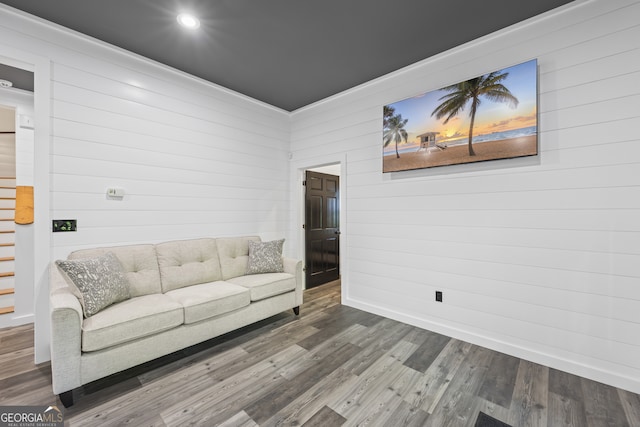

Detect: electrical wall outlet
[435,291,443,302]
[52,219,77,232]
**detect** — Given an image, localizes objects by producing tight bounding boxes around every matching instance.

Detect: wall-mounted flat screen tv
[383,59,537,173]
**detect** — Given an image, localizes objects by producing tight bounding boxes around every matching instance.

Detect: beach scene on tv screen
[383,59,537,172]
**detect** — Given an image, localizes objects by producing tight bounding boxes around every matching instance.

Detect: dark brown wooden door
[305,171,340,288]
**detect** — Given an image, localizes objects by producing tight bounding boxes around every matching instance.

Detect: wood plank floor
[1,280,639,426]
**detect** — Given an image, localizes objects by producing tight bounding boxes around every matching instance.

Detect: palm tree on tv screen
[383,112,409,159]
[432,70,519,156]
[383,105,395,129]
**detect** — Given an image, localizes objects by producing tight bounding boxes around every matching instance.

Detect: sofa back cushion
[216,236,261,280]
[69,244,161,297]
[156,238,222,292]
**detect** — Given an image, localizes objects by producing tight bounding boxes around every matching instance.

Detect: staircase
[0,177,15,316]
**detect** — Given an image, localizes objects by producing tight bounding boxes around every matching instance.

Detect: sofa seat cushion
[82,294,184,352]
[227,273,296,302]
[165,281,250,324]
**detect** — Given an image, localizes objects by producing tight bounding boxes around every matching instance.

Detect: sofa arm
[283,257,304,306]
[49,265,83,395]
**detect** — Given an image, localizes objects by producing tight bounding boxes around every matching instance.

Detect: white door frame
[0,48,52,364]
[290,153,347,300]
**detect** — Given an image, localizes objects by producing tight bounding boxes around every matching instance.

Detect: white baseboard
[344,296,640,395]
[0,313,34,330]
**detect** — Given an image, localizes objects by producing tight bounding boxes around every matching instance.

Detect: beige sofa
[49,236,303,407]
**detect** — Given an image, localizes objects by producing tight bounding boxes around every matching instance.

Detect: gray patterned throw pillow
[56,252,131,317]
[246,239,285,274]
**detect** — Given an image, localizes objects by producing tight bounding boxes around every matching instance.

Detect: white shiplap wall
[0,6,291,360]
[290,0,640,393]
[49,62,291,254]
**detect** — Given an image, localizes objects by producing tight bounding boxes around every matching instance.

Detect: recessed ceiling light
[177,13,200,29]
[0,79,13,88]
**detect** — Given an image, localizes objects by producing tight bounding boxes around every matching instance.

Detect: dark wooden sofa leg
[59,390,74,408]
[293,306,300,315]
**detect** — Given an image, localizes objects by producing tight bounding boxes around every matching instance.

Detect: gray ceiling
[0,0,574,111]
[0,64,34,92]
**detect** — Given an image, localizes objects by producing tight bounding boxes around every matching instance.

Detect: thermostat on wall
[106,187,125,198]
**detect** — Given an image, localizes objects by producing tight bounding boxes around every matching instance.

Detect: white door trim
[0,48,52,363]
[290,153,347,299]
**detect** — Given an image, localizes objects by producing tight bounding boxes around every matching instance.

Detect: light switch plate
[19,114,34,129]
